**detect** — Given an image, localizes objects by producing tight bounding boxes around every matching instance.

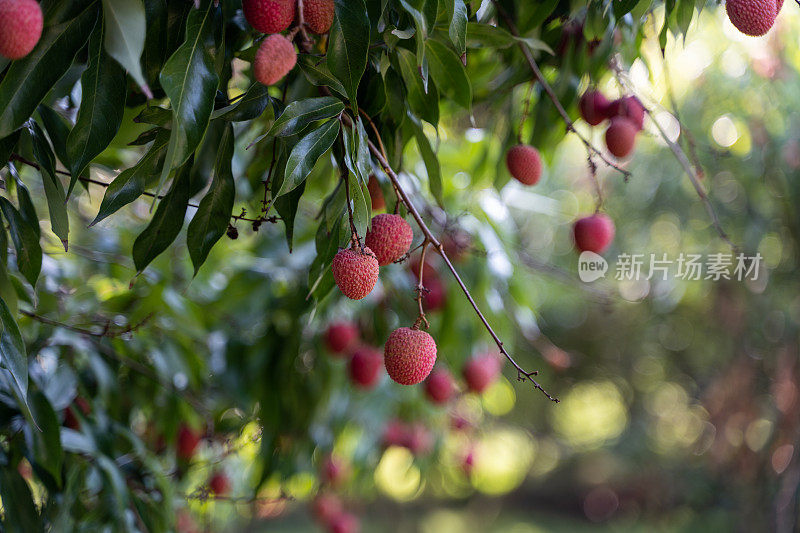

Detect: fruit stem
[413,241,431,330]
[341,161,364,253]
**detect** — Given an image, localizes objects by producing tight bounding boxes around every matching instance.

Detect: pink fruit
[0,0,42,60]
[328,511,360,533]
[364,214,414,266]
[463,354,502,394]
[573,213,615,254]
[320,455,349,487]
[384,327,437,385]
[332,247,379,300]
[367,175,385,211]
[726,0,778,36]
[505,144,542,185]
[312,493,343,524]
[605,117,637,158]
[324,322,359,355]
[579,90,610,126]
[208,471,230,496]
[348,346,383,389]
[303,0,335,34]
[254,34,296,86]
[242,0,295,34]
[424,368,456,404]
[404,423,433,456]
[177,425,201,461]
[606,96,645,130]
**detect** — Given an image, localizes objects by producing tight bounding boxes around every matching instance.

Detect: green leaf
[0,296,27,400]
[0,131,21,168]
[187,125,235,274]
[0,467,42,532]
[410,116,443,206]
[132,161,191,273]
[36,106,71,169]
[396,48,439,126]
[101,0,151,98]
[348,172,370,240]
[297,55,348,99]
[280,119,340,197]
[0,4,98,138]
[274,181,306,252]
[328,0,370,108]
[28,122,69,250]
[6,163,40,239]
[448,0,467,55]
[66,19,127,195]
[466,22,515,48]
[266,97,344,138]
[91,130,170,226]
[29,391,63,487]
[0,198,42,288]
[0,232,18,317]
[156,3,220,195]
[425,38,471,109]
[211,84,272,122]
[613,0,641,19]
[134,106,172,126]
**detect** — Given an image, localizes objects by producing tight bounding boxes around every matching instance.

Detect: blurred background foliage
[0,0,799,531]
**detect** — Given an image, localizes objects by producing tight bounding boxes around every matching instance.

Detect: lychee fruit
[208,471,230,496]
[424,367,456,404]
[605,117,637,158]
[320,455,349,487]
[384,327,437,385]
[64,407,80,430]
[505,144,542,185]
[332,247,379,300]
[404,423,433,456]
[364,214,414,266]
[177,424,201,461]
[381,419,409,448]
[328,511,360,533]
[324,322,359,355]
[726,0,778,36]
[312,493,343,524]
[463,354,502,394]
[242,0,295,34]
[302,0,335,34]
[573,213,615,254]
[423,276,446,312]
[348,346,383,389]
[0,0,43,60]
[579,90,610,126]
[607,96,645,131]
[367,175,385,211]
[254,34,297,86]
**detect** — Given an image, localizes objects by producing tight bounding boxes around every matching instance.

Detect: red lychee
[348,346,383,389]
[64,407,80,430]
[605,117,637,158]
[243,0,295,34]
[463,354,502,394]
[254,34,296,86]
[381,419,409,448]
[384,327,437,385]
[424,368,456,404]
[208,471,230,496]
[324,322,359,355]
[177,425,201,461]
[726,0,778,36]
[332,247,379,300]
[320,455,349,487]
[303,0,335,34]
[328,511,360,533]
[367,175,385,211]
[404,423,433,456]
[312,493,343,524]
[423,276,446,312]
[364,214,414,266]
[0,0,42,60]
[579,90,610,126]
[607,96,645,130]
[506,144,542,185]
[573,213,615,254]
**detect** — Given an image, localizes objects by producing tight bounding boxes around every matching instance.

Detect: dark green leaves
[328,0,370,107]
[0,466,41,532]
[448,0,467,55]
[0,198,41,288]
[267,97,344,138]
[410,118,443,206]
[28,122,69,250]
[281,120,340,196]
[29,391,63,487]
[211,84,272,122]
[0,4,98,138]
[0,296,28,402]
[187,125,235,274]
[396,48,439,125]
[132,162,191,274]
[66,19,127,194]
[425,39,471,109]
[101,0,150,97]
[297,55,348,98]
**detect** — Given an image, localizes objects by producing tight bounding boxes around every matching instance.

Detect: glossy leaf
[266,97,344,138]
[396,48,439,126]
[280,119,340,197]
[425,38,471,109]
[36,106,71,169]
[0,131,21,168]
[101,0,150,97]
[28,122,69,249]
[0,467,41,532]
[274,181,306,252]
[297,55,348,98]
[410,116,443,206]
[449,0,467,55]
[6,163,40,239]
[211,84,272,122]
[0,296,28,401]
[0,198,42,288]
[328,0,370,107]
[29,391,63,487]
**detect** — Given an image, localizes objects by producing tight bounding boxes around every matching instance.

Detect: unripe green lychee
[242,0,295,34]
[384,327,437,385]
[303,0,335,34]
[505,144,542,185]
[726,0,778,37]
[463,354,501,394]
[0,0,43,60]
[348,346,383,389]
[573,213,615,254]
[254,34,296,86]
[579,90,610,126]
[605,117,637,158]
[365,214,414,266]
[332,247,379,300]
[324,322,359,355]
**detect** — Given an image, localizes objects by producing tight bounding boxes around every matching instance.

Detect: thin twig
[21,309,151,338]
[413,240,431,330]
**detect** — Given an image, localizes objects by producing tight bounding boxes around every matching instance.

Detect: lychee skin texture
[177,425,201,461]
[254,34,296,86]
[367,175,385,211]
[726,0,777,36]
[364,214,414,266]
[605,117,637,158]
[579,90,610,126]
[208,472,230,496]
[348,346,383,389]
[324,322,359,355]
[0,0,43,60]
[384,327,437,385]
[328,511,360,533]
[463,355,501,394]
[607,96,645,130]
[506,144,542,185]
[242,0,295,34]
[424,368,455,404]
[573,213,615,254]
[303,0,335,34]
[331,247,379,300]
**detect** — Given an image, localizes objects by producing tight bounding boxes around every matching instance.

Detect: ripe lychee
[424,367,456,404]
[573,213,615,254]
[505,144,542,185]
[367,175,385,211]
[312,493,343,524]
[302,0,335,34]
[384,327,437,385]
[177,424,201,461]
[254,34,297,86]
[242,0,295,34]
[381,419,409,448]
[348,346,383,389]
[328,511,360,533]
[605,117,637,158]
[324,322,359,355]
[364,214,414,266]
[208,471,230,496]
[320,455,349,487]
[726,0,778,36]
[0,0,43,60]
[463,354,502,394]
[579,90,610,126]
[607,96,645,130]
[332,247,379,300]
